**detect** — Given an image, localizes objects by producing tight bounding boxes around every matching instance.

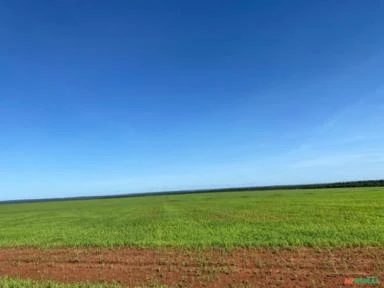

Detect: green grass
[0,277,121,288]
[0,278,170,288]
[0,187,383,248]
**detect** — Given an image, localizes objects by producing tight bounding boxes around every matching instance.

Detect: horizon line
[1,179,383,205]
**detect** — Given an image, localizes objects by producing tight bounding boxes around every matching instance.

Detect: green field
[1,188,383,248]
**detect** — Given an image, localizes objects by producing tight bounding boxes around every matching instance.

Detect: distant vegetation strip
[1,179,383,204]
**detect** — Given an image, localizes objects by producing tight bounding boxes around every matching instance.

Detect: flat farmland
[1,188,384,287]
[1,187,384,248]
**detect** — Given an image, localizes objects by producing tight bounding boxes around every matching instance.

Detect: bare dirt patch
[0,247,383,287]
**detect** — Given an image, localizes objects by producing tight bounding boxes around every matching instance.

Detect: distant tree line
[1,179,383,205]
[232,179,384,191]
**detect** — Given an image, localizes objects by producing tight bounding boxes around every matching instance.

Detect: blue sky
[1,1,384,201]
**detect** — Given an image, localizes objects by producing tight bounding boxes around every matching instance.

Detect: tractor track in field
[0,247,383,287]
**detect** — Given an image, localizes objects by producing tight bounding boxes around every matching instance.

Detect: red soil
[0,247,383,287]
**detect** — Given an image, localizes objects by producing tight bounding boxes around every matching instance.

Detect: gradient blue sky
[1,1,384,201]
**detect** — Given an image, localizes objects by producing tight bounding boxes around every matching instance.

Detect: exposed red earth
[0,247,383,287]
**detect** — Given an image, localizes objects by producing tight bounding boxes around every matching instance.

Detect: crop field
[1,187,384,287]
[1,187,384,248]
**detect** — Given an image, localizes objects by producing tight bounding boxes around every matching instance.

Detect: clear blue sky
[1,1,384,201]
